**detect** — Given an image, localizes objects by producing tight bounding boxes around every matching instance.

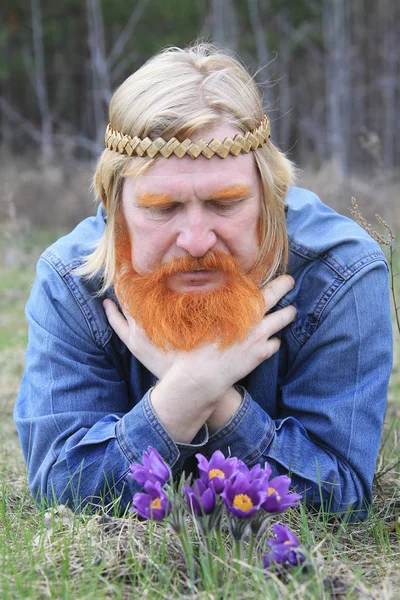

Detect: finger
[264,336,281,358]
[263,305,297,338]
[103,299,130,345]
[262,275,294,312]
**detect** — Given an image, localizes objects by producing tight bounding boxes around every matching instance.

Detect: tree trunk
[323,0,351,177]
[211,0,239,51]
[247,0,272,112]
[31,0,53,165]
[86,0,111,150]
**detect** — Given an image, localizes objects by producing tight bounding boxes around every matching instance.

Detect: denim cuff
[116,389,209,473]
[175,423,209,464]
[206,386,275,465]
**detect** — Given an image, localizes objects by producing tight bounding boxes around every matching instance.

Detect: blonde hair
[79,42,296,293]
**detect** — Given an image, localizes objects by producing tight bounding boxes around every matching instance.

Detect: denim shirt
[14,187,393,516]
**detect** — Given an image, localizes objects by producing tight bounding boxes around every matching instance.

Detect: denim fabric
[14,187,393,516]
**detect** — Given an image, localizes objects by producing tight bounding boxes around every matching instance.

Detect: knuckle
[263,275,294,307]
[264,287,280,309]
[267,338,281,357]
[253,326,266,343]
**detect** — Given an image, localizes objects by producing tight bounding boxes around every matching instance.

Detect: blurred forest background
[0,0,399,230]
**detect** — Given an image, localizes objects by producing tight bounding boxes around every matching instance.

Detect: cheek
[130,222,174,273]
[233,207,260,244]
[222,215,259,267]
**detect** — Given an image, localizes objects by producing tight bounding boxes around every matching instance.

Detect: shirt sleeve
[205,260,393,517]
[14,256,208,511]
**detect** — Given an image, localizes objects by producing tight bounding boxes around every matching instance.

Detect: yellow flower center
[267,487,281,500]
[209,468,225,479]
[284,540,292,545]
[150,497,162,510]
[232,494,254,512]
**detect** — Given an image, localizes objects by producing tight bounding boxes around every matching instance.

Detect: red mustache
[148,251,241,282]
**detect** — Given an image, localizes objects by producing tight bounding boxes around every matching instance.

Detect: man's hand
[164,274,296,399]
[201,274,297,433]
[103,299,177,380]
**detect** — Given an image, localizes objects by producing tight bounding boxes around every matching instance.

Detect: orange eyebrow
[209,185,251,200]
[136,192,174,207]
[136,185,251,206]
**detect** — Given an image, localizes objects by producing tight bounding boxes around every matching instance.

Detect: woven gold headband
[104,115,271,160]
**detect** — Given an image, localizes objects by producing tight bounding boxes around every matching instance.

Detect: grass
[0,222,399,599]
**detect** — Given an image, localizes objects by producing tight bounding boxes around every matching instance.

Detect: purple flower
[131,480,171,521]
[184,479,216,516]
[196,450,242,493]
[269,523,301,548]
[129,447,171,487]
[221,472,267,518]
[264,524,306,569]
[260,475,302,514]
[249,462,272,484]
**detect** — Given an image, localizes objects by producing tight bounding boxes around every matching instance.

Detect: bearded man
[15,43,393,517]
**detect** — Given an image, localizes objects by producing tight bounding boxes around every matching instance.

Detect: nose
[175,207,217,257]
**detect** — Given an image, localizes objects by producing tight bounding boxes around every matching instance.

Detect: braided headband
[104,115,271,160]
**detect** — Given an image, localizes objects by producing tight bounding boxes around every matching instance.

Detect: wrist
[149,370,218,444]
[206,386,243,435]
[167,360,224,403]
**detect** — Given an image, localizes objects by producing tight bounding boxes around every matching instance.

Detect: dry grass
[0,154,94,229]
[299,160,400,230]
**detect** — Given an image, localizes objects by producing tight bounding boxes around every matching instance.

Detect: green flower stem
[216,528,226,562]
[206,529,216,582]
[201,528,217,587]
[176,526,195,587]
[246,533,256,565]
[233,539,242,574]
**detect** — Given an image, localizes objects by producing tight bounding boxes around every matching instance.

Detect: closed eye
[141,198,246,217]
[143,204,178,216]
[208,199,246,212]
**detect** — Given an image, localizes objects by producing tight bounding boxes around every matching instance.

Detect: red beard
[113,214,266,351]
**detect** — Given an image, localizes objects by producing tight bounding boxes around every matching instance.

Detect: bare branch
[0,96,42,143]
[0,97,100,156]
[52,133,100,155]
[111,51,139,85]
[107,0,150,68]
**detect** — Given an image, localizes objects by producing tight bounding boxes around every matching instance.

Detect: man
[15,43,393,517]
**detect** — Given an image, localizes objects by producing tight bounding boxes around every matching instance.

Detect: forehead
[130,125,260,197]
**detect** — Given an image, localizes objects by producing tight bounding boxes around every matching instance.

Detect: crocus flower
[249,462,272,484]
[184,479,216,516]
[129,446,171,487]
[261,475,302,514]
[263,524,305,569]
[221,472,267,518]
[131,480,171,521]
[196,450,242,493]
